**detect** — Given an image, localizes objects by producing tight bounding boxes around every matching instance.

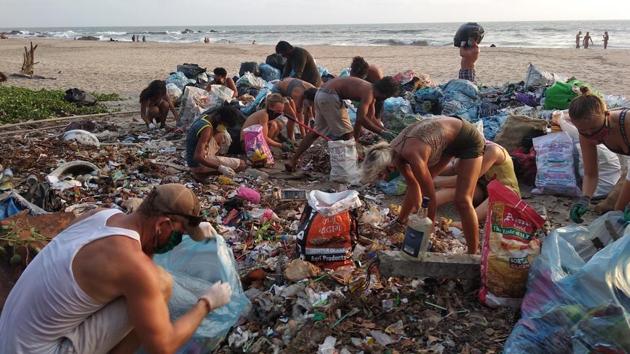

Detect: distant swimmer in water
[576,31,582,48]
[583,31,593,49]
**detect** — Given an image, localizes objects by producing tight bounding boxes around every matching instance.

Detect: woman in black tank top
[569,87,630,223]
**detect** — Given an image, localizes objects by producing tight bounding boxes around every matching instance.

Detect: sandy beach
[1,38,629,99]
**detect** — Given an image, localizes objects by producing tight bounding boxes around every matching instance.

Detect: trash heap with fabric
[1,58,629,353]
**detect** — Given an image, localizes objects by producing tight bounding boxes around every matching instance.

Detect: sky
[1,0,629,28]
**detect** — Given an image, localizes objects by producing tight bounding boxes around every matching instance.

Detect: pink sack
[242,124,274,167]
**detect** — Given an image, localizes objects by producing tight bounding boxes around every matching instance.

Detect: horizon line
[1,18,629,29]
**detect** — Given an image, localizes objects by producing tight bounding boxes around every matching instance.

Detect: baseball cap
[149,184,210,241]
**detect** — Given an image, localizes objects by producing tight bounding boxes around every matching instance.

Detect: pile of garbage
[2,60,630,353]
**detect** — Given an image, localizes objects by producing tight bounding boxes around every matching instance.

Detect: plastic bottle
[402,197,433,258]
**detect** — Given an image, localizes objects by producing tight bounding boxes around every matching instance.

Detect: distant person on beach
[252,40,256,45]
[583,32,593,49]
[603,31,609,49]
[207,67,238,98]
[241,93,296,151]
[131,34,136,42]
[139,80,179,129]
[0,183,233,354]
[350,56,384,83]
[360,116,485,254]
[271,78,317,140]
[568,87,630,223]
[275,41,322,87]
[142,35,146,42]
[285,76,400,172]
[186,104,247,180]
[459,38,479,82]
[576,31,582,48]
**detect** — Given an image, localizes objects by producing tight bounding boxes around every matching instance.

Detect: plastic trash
[382,97,413,120]
[306,190,361,218]
[413,87,444,115]
[284,259,321,282]
[242,124,274,167]
[176,63,206,79]
[166,83,183,103]
[440,79,480,121]
[524,63,556,89]
[339,68,351,77]
[328,139,360,185]
[392,70,416,85]
[318,336,337,354]
[207,84,234,104]
[62,129,100,148]
[377,175,407,196]
[453,22,485,47]
[265,54,285,71]
[532,132,581,197]
[239,62,259,77]
[504,216,630,352]
[178,86,212,129]
[236,185,261,204]
[46,161,99,191]
[259,63,281,82]
[543,79,590,110]
[153,235,251,353]
[236,72,266,89]
[240,86,270,116]
[166,71,195,90]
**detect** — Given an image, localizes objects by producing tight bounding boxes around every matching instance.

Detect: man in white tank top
[0,184,232,354]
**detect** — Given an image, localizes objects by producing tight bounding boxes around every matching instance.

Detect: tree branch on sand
[20,42,39,77]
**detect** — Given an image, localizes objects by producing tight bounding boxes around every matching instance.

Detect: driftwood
[0,72,6,82]
[20,42,39,77]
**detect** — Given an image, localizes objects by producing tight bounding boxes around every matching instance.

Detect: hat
[150,184,209,241]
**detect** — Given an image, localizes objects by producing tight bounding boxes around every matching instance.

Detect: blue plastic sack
[477,113,508,141]
[259,63,281,82]
[504,213,630,353]
[382,97,413,119]
[413,87,443,115]
[318,65,331,78]
[0,197,21,220]
[241,86,270,116]
[377,176,407,196]
[440,79,480,121]
[166,72,195,90]
[153,236,251,353]
[339,68,351,78]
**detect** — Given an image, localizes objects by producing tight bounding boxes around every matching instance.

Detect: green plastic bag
[543,79,585,110]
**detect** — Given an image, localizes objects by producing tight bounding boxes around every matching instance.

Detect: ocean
[2,20,629,48]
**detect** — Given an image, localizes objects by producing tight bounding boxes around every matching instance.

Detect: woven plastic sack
[328,139,360,184]
[153,235,251,353]
[259,63,281,82]
[532,132,581,196]
[243,124,274,167]
[480,180,545,308]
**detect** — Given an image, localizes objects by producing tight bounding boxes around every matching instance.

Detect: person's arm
[579,136,599,197]
[281,61,290,79]
[140,100,150,125]
[356,96,385,135]
[262,115,282,148]
[434,175,458,189]
[226,78,238,98]
[404,150,437,221]
[166,96,179,122]
[397,160,421,223]
[283,100,299,141]
[293,51,307,79]
[121,259,209,354]
[193,127,222,169]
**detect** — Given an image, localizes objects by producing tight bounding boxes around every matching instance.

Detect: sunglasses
[579,115,609,138]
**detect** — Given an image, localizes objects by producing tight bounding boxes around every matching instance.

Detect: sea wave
[369,38,429,46]
[533,27,564,33]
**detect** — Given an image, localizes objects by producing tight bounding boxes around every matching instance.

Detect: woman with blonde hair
[569,87,630,222]
[361,116,484,254]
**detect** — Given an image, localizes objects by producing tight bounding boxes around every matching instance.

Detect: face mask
[154,231,183,254]
[267,109,281,120]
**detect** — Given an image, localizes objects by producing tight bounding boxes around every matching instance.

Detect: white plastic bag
[62,129,100,148]
[524,63,554,89]
[532,131,581,196]
[166,83,183,103]
[178,87,211,129]
[328,139,360,184]
[208,84,234,104]
[556,111,621,198]
[306,190,362,217]
[235,72,266,89]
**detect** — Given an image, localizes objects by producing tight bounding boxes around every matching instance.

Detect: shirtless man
[0,184,232,354]
[603,31,609,49]
[272,78,316,138]
[207,67,238,98]
[576,31,582,48]
[459,38,479,82]
[276,41,322,87]
[583,32,593,49]
[286,76,399,171]
[350,56,384,83]
[241,93,296,150]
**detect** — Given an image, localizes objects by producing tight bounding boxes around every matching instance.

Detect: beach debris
[20,41,38,77]
[62,129,100,147]
[283,259,321,282]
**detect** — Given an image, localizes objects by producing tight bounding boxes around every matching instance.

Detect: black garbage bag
[239,62,260,77]
[64,88,97,106]
[265,54,286,71]
[453,22,485,47]
[177,63,206,79]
